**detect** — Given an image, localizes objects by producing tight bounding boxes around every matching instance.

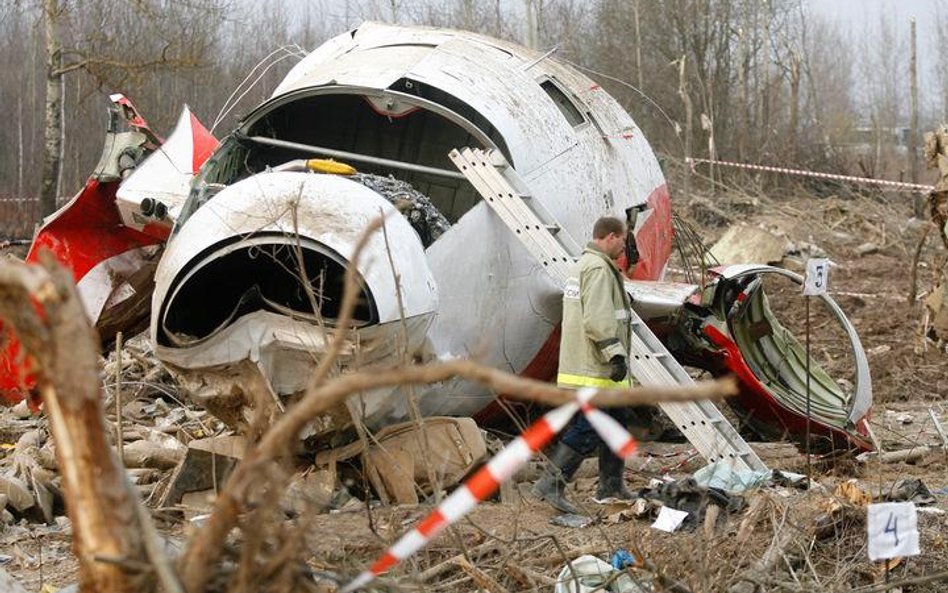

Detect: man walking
[533,216,636,513]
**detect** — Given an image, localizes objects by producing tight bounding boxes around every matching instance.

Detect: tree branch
[178,359,736,593]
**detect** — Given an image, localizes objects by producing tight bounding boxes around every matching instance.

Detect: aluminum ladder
[449,147,767,472]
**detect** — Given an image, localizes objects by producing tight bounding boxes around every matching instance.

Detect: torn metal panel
[0,95,214,405]
[708,225,790,265]
[624,280,700,325]
[159,435,245,510]
[160,311,437,441]
[705,265,872,449]
[622,266,872,451]
[711,264,871,423]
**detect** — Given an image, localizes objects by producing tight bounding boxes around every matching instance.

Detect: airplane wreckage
[0,23,874,470]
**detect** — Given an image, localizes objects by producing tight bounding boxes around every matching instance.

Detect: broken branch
[305,216,386,392]
[179,361,737,592]
[0,254,161,593]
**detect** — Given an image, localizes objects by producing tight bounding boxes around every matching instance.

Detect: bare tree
[35,0,225,216]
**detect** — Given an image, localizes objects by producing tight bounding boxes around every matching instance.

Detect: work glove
[609,355,628,382]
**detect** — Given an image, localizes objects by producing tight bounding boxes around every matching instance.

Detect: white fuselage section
[152,22,670,432]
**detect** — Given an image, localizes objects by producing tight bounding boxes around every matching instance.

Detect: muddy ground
[2,181,947,592]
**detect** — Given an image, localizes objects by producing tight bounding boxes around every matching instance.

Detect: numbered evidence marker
[867,502,921,561]
[803,258,831,296]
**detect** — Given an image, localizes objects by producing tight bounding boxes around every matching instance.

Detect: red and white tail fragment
[339,388,640,593]
[0,95,216,407]
[115,104,218,240]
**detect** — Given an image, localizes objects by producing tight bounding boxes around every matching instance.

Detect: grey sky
[809,0,942,119]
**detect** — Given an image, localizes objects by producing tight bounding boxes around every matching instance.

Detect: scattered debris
[554,554,651,593]
[360,417,487,505]
[159,434,245,510]
[633,477,745,530]
[550,513,597,529]
[885,479,936,505]
[650,506,689,533]
[857,445,935,464]
[855,242,881,256]
[691,460,807,493]
[122,429,186,470]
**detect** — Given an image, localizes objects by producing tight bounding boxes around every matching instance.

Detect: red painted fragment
[629,184,673,281]
[703,323,871,451]
[190,111,219,172]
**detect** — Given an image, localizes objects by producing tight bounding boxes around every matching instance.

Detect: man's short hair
[593,216,626,239]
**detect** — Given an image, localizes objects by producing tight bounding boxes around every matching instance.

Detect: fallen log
[856,445,937,464]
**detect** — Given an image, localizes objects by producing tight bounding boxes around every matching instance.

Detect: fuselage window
[540,79,585,127]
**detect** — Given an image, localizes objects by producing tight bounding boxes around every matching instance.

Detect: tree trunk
[679,55,693,200]
[789,51,800,162]
[633,0,643,91]
[524,0,538,49]
[17,94,24,198]
[761,0,771,153]
[40,0,64,218]
[910,17,924,216]
[737,0,750,161]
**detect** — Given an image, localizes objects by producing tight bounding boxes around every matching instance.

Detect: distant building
[831,125,912,156]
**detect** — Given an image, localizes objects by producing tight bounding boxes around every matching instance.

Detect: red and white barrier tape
[578,398,638,459]
[687,157,935,193]
[339,387,639,593]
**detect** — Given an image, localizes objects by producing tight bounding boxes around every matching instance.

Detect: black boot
[594,444,635,503]
[532,442,584,514]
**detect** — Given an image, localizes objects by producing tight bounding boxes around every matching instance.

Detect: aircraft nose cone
[152,172,438,348]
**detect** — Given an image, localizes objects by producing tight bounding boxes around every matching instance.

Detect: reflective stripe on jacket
[556,242,632,389]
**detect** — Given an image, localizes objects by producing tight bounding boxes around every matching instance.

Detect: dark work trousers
[560,406,630,456]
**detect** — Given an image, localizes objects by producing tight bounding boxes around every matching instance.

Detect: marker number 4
[884,512,900,546]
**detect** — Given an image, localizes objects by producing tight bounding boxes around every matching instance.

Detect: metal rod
[522,44,560,71]
[929,408,948,448]
[115,331,124,466]
[805,297,811,482]
[247,135,468,180]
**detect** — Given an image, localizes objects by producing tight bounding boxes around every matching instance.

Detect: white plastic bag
[553,555,650,593]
